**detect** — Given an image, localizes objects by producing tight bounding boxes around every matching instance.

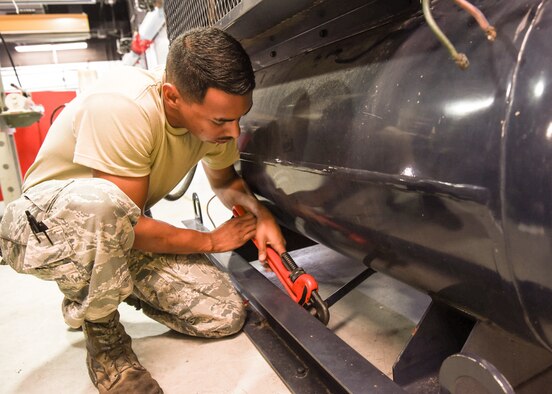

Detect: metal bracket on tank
[393,301,475,391]
[323,258,377,308]
[444,321,552,393]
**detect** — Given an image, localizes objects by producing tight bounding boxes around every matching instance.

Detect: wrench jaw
[308,290,330,325]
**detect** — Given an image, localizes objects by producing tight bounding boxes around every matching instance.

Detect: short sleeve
[72,93,154,177]
[202,139,240,169]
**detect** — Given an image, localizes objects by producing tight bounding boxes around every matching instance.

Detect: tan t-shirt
[23,66,239,208]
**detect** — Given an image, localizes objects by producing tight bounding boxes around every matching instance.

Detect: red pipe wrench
[233,205,330,325]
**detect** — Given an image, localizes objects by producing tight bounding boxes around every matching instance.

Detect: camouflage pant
[0,178,245,338]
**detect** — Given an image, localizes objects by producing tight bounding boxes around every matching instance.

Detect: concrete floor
[0,166,430,393]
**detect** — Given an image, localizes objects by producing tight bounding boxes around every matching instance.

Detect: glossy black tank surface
[238,0,552,350]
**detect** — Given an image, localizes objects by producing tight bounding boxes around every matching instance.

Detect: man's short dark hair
[166,27,255,103]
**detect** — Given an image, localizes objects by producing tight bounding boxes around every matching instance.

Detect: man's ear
[162,83,181,108]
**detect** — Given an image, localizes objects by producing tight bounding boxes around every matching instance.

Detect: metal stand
[439,322,552,394]
[324,265,376,307]
[0,125,23,207]
[393,301,552,393]
[0,69,24,208]
[393,301,475,393]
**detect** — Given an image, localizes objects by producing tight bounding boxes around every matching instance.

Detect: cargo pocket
[0,179,77,279]
[22,224,76,281]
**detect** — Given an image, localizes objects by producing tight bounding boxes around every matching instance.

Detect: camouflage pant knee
[0,179,245,338]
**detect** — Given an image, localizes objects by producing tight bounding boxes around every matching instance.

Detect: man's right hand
[209,213,257,252]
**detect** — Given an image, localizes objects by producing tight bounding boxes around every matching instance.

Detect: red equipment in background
[0,90,76,201]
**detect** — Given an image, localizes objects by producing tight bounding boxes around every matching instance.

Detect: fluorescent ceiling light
[15,42,88,52]
[0,13,89,35]
[0,0,96,4]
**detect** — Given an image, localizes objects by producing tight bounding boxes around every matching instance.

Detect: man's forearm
[132,215,213,254]
[132,210,258,255]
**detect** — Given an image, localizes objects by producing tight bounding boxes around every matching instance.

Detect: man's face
[173,87,253,144]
